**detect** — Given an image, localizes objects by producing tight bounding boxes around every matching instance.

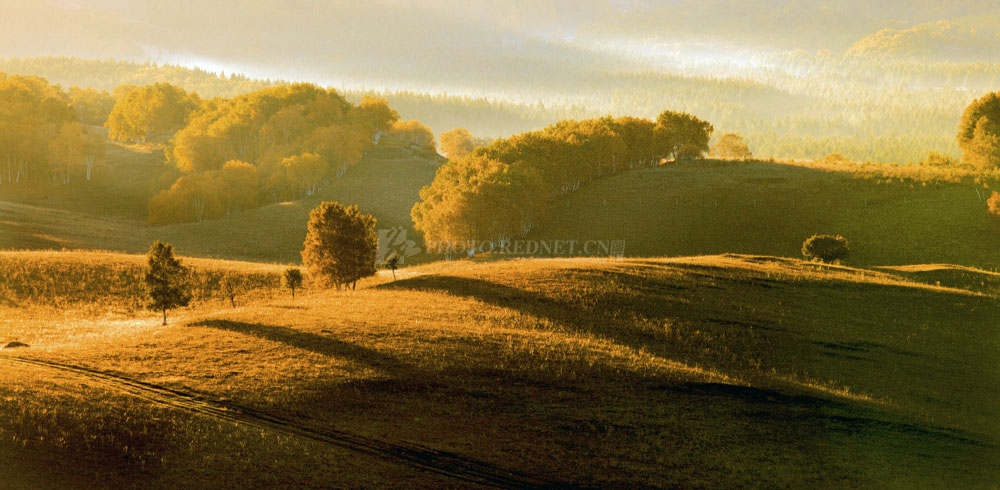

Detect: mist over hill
[2,2,1000,163]
[3,1,999,90]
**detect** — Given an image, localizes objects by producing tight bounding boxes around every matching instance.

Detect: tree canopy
[412,111,713,247]
[105,82,201,143]
[958,91,1000,169]
[0,72,104,185]
[144,241,192,325]
[710,133,753,160]
[148,84,401,224]
[302,201,379,290]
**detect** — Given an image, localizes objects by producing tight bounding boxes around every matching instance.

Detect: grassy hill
[0,137,440,263]
[531,160,1000,269]
[0,251,997,488]
[5,150,1000,270]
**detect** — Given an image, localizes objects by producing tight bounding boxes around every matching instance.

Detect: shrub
[802,234,850,263]
[988,192,1000,216]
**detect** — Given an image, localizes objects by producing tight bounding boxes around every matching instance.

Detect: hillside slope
[0,253,997,488]
[0,137,439,262]
[530,160,1000,269]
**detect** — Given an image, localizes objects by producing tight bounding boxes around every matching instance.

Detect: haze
[4,1,999,90]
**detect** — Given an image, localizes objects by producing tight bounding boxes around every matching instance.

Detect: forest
[4,54,998,167]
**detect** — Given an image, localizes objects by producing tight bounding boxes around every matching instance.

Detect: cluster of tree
[846,20,1000,62]
[411,111,713,246]
[0,57,283,98]
[0,73,107,185]
[438,127,494,160]
[105,83,202,143]
[144,240,309,324]
[148,84,402,224]
[8,55,996,167]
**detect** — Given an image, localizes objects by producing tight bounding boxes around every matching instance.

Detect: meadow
[538,159,1000,269]
[5,137,1000,273]
[1,251,997,488]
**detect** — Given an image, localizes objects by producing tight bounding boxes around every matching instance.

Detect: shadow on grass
[379,273,661,344]
[662,381,997,449]
[193,319,409,374]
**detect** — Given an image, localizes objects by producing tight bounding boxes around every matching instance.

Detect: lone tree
[144,241,192,325]
[710,133,752,160]
[282,267,304,298]
[302,201,378,290]
[958,91,1000,169]
[219,272,244,308]
[802,234,850,264]
[385,253,400,281]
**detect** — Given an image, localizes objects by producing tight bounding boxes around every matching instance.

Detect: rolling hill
[5,144,1000,270]
[0,252,997,488]
[529,160,1000,269]
[0,136,440,263]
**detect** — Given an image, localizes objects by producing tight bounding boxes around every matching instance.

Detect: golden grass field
[1,251,997,488]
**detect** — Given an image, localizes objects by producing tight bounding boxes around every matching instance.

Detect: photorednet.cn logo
[377,227,422,264]
[379,228,626,262]
[424,238,626,259]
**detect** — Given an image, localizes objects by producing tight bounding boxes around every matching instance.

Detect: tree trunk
[162,308,168,326]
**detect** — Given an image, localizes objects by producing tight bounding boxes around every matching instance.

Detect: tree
[440,127,490,160]
[0,74,76,184]
[959,92,1000,169]
[302,202,378,290]
[801,234,850,264]
[281,152,328,197]
[987,192,1000,216]
[81,129,107,181]
[219,272,244,308]
[654,110,714,161]
[105,83,201,143]
[385,253,400,281]
[68,86,115,126]
[355,95,399,143]
[675,144,705,162]
[48,122,86,184]
[390,120,436,153]
[710,133,752,160]
[144,241,192,325]
[282,268,304,298]
[217,160,260,214]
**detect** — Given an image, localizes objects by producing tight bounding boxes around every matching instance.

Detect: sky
[1,1,998,92]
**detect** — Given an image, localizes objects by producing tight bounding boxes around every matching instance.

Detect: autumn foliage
[0,73,105,185]
[302,201,379,290]
[148,85,401,224]
[412,112,713,247]
[958,91,1000,169]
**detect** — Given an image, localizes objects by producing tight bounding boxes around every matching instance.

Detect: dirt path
[0,355,568,489]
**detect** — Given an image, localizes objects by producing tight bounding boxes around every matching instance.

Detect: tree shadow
[193,319,409,375]
[378,273,678,358]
